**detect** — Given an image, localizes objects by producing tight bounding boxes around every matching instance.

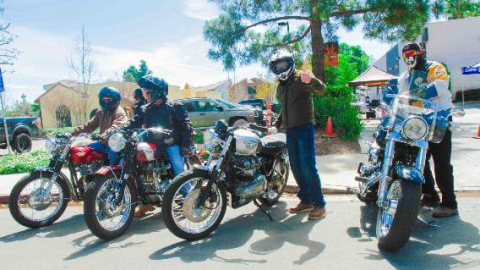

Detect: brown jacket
[73,106,127,137]
[276,71,326,129]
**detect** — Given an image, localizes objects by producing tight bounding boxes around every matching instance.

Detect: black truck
[0,115,40,153]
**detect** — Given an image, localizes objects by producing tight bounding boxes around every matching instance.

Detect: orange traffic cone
[324,116,335,138]
[474,124,480,139]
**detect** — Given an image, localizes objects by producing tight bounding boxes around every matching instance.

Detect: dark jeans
[422,127,457,209]
[286,124,326,208]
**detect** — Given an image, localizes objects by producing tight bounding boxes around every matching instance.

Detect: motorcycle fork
[42,145,70,200]
[377,139,395,208]
[114,146,135,206]
[196,135,233,208]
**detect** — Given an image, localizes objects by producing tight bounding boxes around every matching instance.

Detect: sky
[1,0,392,104]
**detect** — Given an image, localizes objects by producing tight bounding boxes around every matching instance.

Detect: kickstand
[254,200,274,221]
[417,216,439,227]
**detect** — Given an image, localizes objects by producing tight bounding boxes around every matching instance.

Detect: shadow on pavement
[348,204,480,269]
[64,210,167,260]
[150,201,326,265]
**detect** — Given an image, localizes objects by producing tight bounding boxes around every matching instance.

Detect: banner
[324,42,339,67]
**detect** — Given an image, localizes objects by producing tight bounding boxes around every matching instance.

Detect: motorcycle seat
[260,135,286,155]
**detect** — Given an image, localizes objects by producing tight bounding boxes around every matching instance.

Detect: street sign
[0,68,4,92]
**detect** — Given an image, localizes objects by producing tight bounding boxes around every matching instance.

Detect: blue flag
[0,68,4,93]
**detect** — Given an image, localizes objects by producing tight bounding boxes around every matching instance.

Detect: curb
[0,195,8,204]
[285,185,355,195]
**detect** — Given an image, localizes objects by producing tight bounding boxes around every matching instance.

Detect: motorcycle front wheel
[9,171,70,228]
[84,173,135,241]
[162,170,227,241]
[376,179,421,252]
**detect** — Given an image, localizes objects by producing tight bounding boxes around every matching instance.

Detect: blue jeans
[286,125,326,208]
[88,141,118,165]
[166,145,185,177]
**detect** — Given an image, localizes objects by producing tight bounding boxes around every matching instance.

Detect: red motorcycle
[9,133,108,228]
[83,127,201,240]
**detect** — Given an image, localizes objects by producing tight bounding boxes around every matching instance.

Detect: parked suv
[0,115,40,153]
[238,98,266,110]
[176,98,263,128]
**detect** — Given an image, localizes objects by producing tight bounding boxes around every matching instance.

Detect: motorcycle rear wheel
[9,171,70,228]
[162,170,227,241]
[260,159,289,206]
[376,179,421,252]
[84,173,136,241]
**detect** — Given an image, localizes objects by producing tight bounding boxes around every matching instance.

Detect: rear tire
[376,179,421,252]
[12,133,32,153]
[84,173,136,241]
[9,171,70,228]
[162,170,227,240]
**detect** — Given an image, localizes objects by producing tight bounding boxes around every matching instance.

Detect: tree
[123,60,152,82]
[0,5,20,67]
[254,81,276,103]
[204,0,477,81]
[67,27,97,122]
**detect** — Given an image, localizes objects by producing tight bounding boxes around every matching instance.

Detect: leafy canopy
[123,60,152,82]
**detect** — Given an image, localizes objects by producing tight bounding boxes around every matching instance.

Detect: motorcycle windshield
[389,71,447,142]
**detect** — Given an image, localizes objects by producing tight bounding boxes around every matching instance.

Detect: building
[373,17,480,100]
[35,81,180,128]
[180,79,231,100]
[229,78,267,103]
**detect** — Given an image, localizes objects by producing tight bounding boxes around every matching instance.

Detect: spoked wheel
[9,171,70,228]
[376,179,421,252]
[84,173,136,241]
[260,159,289,206]
[162,170,227,241]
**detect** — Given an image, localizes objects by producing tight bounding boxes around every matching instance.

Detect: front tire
[376,179,421,252]
[162,170,227,240]
[12,133,32,153]
[84,173,136,241]
[9,171,70,228]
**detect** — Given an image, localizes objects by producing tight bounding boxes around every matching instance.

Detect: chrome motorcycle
[355,71,450,251]
[162,120,289,240]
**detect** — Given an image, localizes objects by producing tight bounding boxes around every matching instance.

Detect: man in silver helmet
[269,50,328,220]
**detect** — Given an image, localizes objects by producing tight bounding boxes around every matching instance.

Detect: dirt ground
[314,128,361,156]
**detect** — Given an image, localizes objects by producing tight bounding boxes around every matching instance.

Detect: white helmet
[269,50,295,81]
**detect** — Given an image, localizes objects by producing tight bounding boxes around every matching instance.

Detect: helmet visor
[271,60,291,75]
[402,50,420,59]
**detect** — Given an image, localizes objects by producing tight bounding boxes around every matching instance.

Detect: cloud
[182,0,220,21]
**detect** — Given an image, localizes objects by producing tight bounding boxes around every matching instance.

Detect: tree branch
[329,8,374,18]
[266,26,311,48]
[242,15,310,32]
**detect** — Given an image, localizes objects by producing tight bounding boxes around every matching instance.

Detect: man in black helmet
[269,50,328,221]
[73,87,128,165]
[130,75,194,216]
[399,42,458,218]
[126,88,147,119]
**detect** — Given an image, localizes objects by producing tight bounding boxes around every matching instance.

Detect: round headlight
[45,138,56,154]
[402,116,428,140]
[108,133,126,152]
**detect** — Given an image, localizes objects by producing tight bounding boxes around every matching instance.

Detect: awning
[348,65,397,87]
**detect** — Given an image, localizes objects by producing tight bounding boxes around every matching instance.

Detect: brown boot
[134,205,155,217]
[308,207,326,220]
[289,203,314,214]
[432,206,458,218]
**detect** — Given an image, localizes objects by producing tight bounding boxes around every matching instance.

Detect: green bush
[194,130,204,144]
[0,150,50,175]
[314,95,364,140]
[41,127,75,137]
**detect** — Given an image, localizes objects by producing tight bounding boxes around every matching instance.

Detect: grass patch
[0,150,50,175]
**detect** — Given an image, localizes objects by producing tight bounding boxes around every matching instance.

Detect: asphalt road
[1,195,479,270]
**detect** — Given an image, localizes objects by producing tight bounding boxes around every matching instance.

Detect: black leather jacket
[129,100,193,148]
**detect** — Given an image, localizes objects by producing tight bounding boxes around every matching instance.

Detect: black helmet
[134,88,145,101]
[137,75,168,101]
[401,42,426,70]
[98,87,121,111]
[269,50,295,81]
